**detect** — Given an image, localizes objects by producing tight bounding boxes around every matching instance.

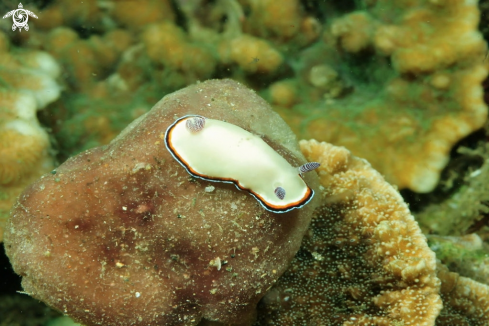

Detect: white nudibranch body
[165,115,318,213]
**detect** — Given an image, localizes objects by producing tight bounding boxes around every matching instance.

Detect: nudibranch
[165,115,320,213]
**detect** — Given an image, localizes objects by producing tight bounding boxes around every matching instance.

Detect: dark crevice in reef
[0,243,21,294]
[0,243,62,324]
[401,128,487,215]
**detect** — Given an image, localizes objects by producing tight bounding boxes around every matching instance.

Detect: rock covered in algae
[4,79,319,326]
[256,140,442,325]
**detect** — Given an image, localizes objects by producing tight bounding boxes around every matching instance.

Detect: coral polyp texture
[436,263,489,325]
[4,80,319,326]
[274,0,488,193]
[256,140,442,325]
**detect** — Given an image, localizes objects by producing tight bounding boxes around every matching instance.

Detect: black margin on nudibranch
[164,115,315,214]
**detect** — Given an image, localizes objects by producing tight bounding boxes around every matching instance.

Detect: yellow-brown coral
[220,34,283,74]
[269,80,298,107]
[33,0,101,30]
[243,0,302,40]
[257,140,441,325]
[45,27,133,90]
[275,0,488,193]
[0,91,54,242]
[331,12,375,53]
[0,94,49,185]
[111,0,175,30]
[0,46,60,241]
[142,22,216,79]
[436,263,489,325]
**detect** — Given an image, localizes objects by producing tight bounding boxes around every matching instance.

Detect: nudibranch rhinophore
[165,115,320,213]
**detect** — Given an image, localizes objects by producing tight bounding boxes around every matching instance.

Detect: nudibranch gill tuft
[165,115,320,213]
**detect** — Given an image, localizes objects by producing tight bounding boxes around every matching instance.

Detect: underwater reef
[5,79,320,326]
[3,80,489,325]
[1,0,489,325]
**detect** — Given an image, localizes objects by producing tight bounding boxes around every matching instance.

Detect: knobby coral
[257,140,442,325]
[436,263,489,326]
[255,140,489,325]
[274,0,488,193]
[7,0,486,195]
[0,33,61,241]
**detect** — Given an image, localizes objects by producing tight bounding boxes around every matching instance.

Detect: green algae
[428,234,489,285]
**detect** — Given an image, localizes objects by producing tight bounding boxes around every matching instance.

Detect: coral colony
[2,0,489,325]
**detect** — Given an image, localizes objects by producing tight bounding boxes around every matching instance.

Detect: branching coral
[219,34,283,74]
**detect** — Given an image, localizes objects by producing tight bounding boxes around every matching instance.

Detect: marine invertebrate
[0,92,52,241]
[165,115,319,213]
[257,140,442,325]
[0,93,49,185]
[111,0,175,30]
[45,27,133,90]
[142,21,217,80]
[33,0,102,30]
[0,47,61,241]
[331,11,375,53]
[274,0,488,193]
[416,140,489,236]
[268,80,298,108]
[241,0,320,46]
[242,0,302,40]
[4,80,319,325]
[219,34,283,74]
[0,50,61,108]
[436,263,489,325]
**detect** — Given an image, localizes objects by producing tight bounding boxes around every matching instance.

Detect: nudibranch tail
[299,162,321,176]
[186,116,206,132]
[165,115,316,213]
[274,187,286,200]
